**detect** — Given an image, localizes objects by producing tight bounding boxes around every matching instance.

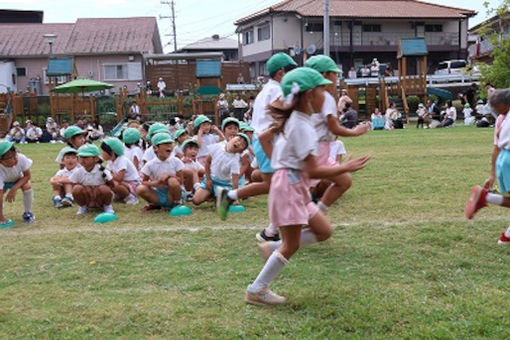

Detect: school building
[235,0,477,79]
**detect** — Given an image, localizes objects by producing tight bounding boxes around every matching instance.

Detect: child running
[136,133,186,211]
[101,138,140,205]
[0,141,35,226]
[465,89,510,244]
[123,127,144,171]
[216,53,297,240]
[242,67,370,306]
[50,147,79,208]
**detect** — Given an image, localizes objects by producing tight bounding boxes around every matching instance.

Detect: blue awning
[399,38,428,58]
[47,58,73,76]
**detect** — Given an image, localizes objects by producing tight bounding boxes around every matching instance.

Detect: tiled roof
[181,36,238,50]
[236,0,477,25]
[0,17,162,57]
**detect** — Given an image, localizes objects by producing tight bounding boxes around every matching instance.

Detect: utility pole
[160,0,177,52]
[323,0,330,57]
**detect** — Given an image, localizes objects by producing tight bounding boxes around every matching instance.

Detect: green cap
[242,125,255,132]
[418,103,425,108]
[148,123,168,138]
[193,115,211,130]
[151,132,174,146]
[0,140,14,158]
[305,55,341,74]
[64,126,85,140]
[236,133,251,148]
[77,144,100,157]
[181,139,199,150]
[123,128,141,145]
[221,117,240,130]
[58,146,78,158]
[464,103,471,108]
[267,53,298,74]
[281,67,332,97]
[175,128,187,139]
[103,137,125,156]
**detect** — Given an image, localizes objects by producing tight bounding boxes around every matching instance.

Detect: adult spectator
[371,108,385,130]
[216,93,230,121]
[384,102,400,130]
[129,101,141,121]
[439,100,456,128]
[7,121,25,143]
[157,77,166,98]
[232,95,248,121]
[87,119,104,141]
[370,59,379,77]
[337,89,352,113]
[46,117,58,141]
[340,102,358,129]
[426,99,441,121]
[244,95,255,124]
[26,121,42,143]
[465,83,478,108]
[59,120,69,141]
[361,65,370,77]
[237,73,245,84]
[348,67,357,79]
[145,80,153,96]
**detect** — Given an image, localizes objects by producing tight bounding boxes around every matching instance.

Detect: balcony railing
[330,32,459,47]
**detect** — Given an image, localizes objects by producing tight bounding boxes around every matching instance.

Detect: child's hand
[341,155,371,173]
[5,189,16,202]
[182,157,191,164]
[354,123,370,136]
[206,178,213,191]
[211,125,220,133]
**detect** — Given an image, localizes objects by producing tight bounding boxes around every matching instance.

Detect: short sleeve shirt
[497,112,510,150]
[311,92,337,141]
[141,156,184,180]
[108,155,140,182]
[183,159,204,171]
[124,146,144,170]
[55,166,80,178]
[329,140,346,160]
[494,115,506,146]
[69,164,113,186]
[251,79,282,134]
[195,134,220,158]
[0,153,32,189]
[208,142,240,182]
[142,147,156,163]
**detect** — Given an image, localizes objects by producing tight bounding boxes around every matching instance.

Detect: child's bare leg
[96,185,113,206]
[182,169,195,192]
[192,188,210,205]
[72,185,89,206]
[112,184,129,201]
[228,173,272,201]
[0,190,6,223]
[251,169,262,183]
[318,173,352,213]
[51,183,63,197]
[136,185,160,206]
[63,184,73,196]
[167,178,182,204]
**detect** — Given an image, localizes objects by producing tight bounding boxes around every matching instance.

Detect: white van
[434,60,467,75]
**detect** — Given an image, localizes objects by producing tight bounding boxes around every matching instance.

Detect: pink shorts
[122,180,139,195]
[269,169,319,228]
[197,156,208,167]
[310,141,337,186]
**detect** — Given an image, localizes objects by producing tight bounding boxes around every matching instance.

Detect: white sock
[54,194,62,200]
[267,229,319,252]
[227,190,238,200]
[486,193,504,206]
[505,225,510,238]
[318,201,329,214]
[65,193,73,199]
[193,183,202,192]
[23,189,33,213]
[266,224,278,236]
[173,200,183,206]
[248,251,289,292]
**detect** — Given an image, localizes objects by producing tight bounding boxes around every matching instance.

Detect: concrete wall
[0,61,16,93]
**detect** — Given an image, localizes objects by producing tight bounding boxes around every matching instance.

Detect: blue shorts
[253,134,274,174]
[3,182,15,190]
[200,176,232,198]
[496,149,510,195]
[154,187,187,207]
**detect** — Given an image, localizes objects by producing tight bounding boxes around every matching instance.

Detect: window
[16,67,26,77]
[425,24,443,32]
[259,62,267,76]
[362,24,381,32]
[305,23,323,32]
[104,64,128,80]
[257,25,270,41]
[243,30,254,45]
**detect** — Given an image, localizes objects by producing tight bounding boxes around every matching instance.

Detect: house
[0,16,163,95]
[178,35,239,61]
[235,0,476,79]
[468,11,510,63]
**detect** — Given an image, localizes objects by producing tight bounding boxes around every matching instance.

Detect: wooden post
[402,57,407,93]
[178,93,184,114]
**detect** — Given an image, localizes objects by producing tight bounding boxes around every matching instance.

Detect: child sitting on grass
[101,138,140,205]
[0,141,35,226]
[142,123,170,166]
[180,139,204,197]
[137,133,186,211]
[123,128,144,171]
[58,144,115,215]
[172,128,189,159]
[193,115,225,166]
[192,133,250,206]
[50,147,79,208]
[56,126,86,166]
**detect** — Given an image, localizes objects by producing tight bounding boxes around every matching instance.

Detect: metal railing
[344,73,481,87]
[330,32,459,47]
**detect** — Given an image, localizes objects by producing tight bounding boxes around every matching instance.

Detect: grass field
[1,126,510,338]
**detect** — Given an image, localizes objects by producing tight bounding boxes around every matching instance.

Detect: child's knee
[335,172,352,189]
[73,185,85,195]
[22,181,32,191]
[167,177,180,188]
[136,184,147,196]
[98,185,113,197]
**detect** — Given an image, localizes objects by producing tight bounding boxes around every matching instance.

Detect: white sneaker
[125,194,138,205]
[103,205,115,214]
[76,206,88,215]
[245,287,286,306]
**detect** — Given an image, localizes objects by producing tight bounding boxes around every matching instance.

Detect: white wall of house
[273,16,301,51]
[0,61,16,93]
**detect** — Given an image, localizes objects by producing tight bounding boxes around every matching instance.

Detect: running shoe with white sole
[245,288,286,306]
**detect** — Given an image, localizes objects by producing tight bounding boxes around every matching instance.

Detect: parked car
[434,60,467,75]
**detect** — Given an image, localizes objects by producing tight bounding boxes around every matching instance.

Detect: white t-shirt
[142,147,156,163]
[0,153,32,189]
[69,164,113,186]
[108,155,140,182]
[497,111,510,150]
[208,142,240,182]
[125,146,144,170]
[194,134,220,158]
[251,79,282,134]
[172,144,184,158]
[157,80,166,91]
[271,111,318,170]
[141,156,184,180]
[55,165,80,178]
[311,91,337,141]
[26,127,42,139]
[329,140,346,160]
[183,159,204,171]
[463,108,473,118]
[446,107,457,121]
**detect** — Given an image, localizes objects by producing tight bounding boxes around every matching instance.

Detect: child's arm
[0,190,5,223]
[212,125,225,142]
[176,170,184,185]
[133,156,139,170]
[196,127,204,147]
[239,154,250,176]
[5,170,30,202]
[232,173,239,190]
[485,145,501,189]
[258,127,277,159]
[327,115,369,137]
[304,154,371,179]
[142,174,159,187]
[112,169,126,183]
[204,155,213,190]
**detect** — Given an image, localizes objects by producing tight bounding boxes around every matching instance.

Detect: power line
[160,0,177,52]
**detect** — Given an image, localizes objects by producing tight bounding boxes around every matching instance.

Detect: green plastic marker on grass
[228,205,245,213]
[0,219,15,229]
[93,213,119,224]
[169,205,192,217]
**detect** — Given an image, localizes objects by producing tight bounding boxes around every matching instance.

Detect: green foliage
[406,95,420,113]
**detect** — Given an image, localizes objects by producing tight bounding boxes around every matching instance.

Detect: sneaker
[498,233,510,245]
[125,194,139,205]
[61,196,73,208]
[245,288,286,306]
[52,196,63,209]
[216,187,233,221]
[465,185,488,219]
[76,206,88,215]
[22,212,35,224]
[256,229,281,242]
[103,205,115,214]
